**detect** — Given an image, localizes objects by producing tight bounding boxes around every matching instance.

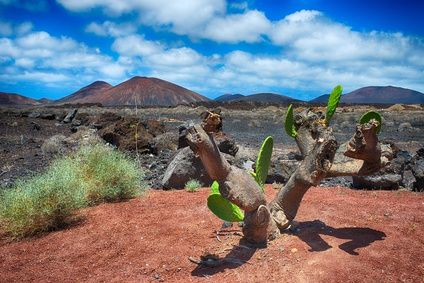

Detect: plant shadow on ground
[191,237,258,277]
[290,220,386,255]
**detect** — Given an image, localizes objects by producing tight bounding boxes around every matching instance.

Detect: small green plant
[284,104,297,138]
[359,110,382,134]
[185,179,201,192]
[0,144,144,238]
[325,85,343,125]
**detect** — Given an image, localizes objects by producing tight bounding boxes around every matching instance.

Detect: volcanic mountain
[0,92,39,105]
[310,86,424,104]
[61,77,209,106]
[215,93,245,102]
[58,81,112,104]
[216,92,302,104]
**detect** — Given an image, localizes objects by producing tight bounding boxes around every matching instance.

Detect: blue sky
[0,0,423,100]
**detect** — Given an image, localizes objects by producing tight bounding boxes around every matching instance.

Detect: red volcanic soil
[1,186,423,282]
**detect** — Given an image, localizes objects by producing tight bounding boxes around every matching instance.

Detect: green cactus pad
[207,194,244,222]
[211,180,220,194]
[207,182,244,222]
[255,136,273,189]
[325,85,343,125]
[285,104,297,138]
[359,110,382,134]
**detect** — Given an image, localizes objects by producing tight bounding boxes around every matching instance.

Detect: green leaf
[284,104,297,138]
[325,85,343,125]
[255,136,273,189]
[210,180,220,194]
[359,110,382,134]
[207,195,244,222]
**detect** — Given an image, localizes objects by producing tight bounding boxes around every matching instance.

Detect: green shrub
[185,179,201,192]
[0,144,144,238]
[76,144,144,204]
[0,157,87,238]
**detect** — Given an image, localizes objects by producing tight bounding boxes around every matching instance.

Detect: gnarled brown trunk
[186,109,392,245]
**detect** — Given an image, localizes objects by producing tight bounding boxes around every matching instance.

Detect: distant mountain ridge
[310,86,424,104]
[2,84,424,106]
[215,93,245,102]
[215,92,302,104]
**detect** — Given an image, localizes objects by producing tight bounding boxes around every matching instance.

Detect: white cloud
[58,0,272,43]
[203,10,271,43]
[0,0,48,11]
[0,21,12,36]
[0,21,32,36]
[0,29,130,87]
[112,35,162,57]
[58,0,226,35]
[230,1,248,11]
[269,10,421,64]
[85,21,136,37]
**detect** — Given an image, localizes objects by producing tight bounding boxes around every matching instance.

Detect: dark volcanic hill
[241,93,302,103]
[215,93,245,102]
[342,86,424,104]
[0,92,39,105]
[309,94,330,103]
[310,86,424,104]
[58,81,112,104]
[215,92,301,104]
[64,76,209,106]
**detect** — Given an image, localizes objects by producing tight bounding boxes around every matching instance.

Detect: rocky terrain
[1,104,423,191]
[0,104,423,282]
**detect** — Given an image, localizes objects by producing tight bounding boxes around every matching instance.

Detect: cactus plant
[207,181,244,222]
[359,110,382,134]
[285,104,297,138]
[207,136,273,221]
[325,85,343,125]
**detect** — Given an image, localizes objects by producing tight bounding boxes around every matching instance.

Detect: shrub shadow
[191,238,259,277]
[290,220,386,255]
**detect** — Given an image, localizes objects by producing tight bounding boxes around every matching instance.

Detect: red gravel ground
[1,186,423,282]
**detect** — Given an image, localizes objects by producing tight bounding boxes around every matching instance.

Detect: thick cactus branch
[327,122,393,177]
[186,124,271,244]
[186,107,390,245]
